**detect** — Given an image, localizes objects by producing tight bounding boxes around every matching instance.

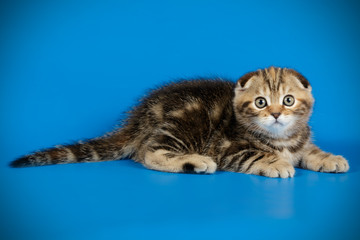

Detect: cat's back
[145,79,236,109]
[126,79,236,139]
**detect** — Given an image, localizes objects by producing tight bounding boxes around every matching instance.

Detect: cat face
[233,67,314,138]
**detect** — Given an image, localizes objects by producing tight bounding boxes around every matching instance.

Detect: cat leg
[219,150,295,178]
[143,149,217,174]
[298,144,349,173]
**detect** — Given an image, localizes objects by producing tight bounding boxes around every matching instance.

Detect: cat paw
[316,155,349,173]
[182,155,217,174]
[253,161,295,178]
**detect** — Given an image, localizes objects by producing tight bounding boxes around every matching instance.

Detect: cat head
[233,67,314,138]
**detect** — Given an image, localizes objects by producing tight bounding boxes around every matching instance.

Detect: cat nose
[271,112,281,119]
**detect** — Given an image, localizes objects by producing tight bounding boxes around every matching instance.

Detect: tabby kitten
[10,67,349,178]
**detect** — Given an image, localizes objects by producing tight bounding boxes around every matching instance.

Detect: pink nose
[271,112,281,119]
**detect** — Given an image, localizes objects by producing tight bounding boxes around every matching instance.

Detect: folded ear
[236,71,257,91]
[286,69,312,91]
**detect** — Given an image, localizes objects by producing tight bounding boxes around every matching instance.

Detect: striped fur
[10,67,349,177]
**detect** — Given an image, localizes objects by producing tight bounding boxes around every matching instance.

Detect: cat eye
[255,97,267,109]
[283,95,295,106]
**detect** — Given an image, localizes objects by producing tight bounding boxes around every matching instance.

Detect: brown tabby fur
[10,67,349,178]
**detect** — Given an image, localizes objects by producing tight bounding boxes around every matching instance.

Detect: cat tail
[9,131,134,168]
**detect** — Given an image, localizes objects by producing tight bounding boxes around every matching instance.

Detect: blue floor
[1,142,359,240]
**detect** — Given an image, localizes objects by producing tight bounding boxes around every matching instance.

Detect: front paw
[315,155,349,173]
[251,160,295,178]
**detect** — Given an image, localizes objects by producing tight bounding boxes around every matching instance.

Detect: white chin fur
[256,115,294,138]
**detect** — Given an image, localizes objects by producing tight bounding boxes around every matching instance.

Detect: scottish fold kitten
[10,67,349,178]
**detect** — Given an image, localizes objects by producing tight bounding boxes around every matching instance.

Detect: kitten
[10,67,349,178]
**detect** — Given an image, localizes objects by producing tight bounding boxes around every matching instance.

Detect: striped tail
[10,133,133,168]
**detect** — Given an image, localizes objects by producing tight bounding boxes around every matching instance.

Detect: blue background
[1,0,359,239]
